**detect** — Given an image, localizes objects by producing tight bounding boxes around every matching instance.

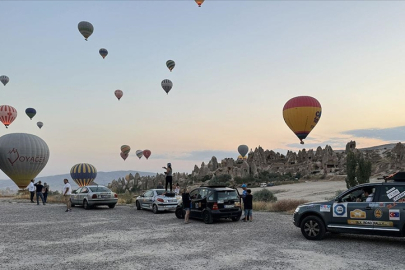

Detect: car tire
[152,204,159,214]
[108,204,116,209]
[71,203,75,207]
[83,200,91,210]
[175,208,184,219]
[136,201,141,210]
[203,211,213,224]
[231,215,241,222]
[300,216,326,240]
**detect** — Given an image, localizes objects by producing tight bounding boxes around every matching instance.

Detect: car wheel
[108,204,116,209]
[175,208,184,219]
[301,216,326,240]
[83,200,91,210]
[232,215,241,222]
[71,203,75,207]
[152,204,159,214]
[203,211,213,224]
[136,201,141,210]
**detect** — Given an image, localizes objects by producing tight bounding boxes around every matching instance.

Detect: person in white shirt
[63,179,72,212]
[27,179,35,203]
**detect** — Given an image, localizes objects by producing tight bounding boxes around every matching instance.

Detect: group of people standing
[27,179,49,205]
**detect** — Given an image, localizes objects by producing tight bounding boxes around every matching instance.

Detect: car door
[373,184,405,233]
[189,189,201,218]
[329,186,376,231]
[142,190,154,209]
[71,188,82,204]
[80,187,89,203]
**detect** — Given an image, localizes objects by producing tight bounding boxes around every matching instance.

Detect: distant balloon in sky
[0,75,9,86]
[0,133,50,189]
[78,21,94,41]
[0,105,17,128]
[37,122,43,129]
[195,0,205,7]
[238,145,249,158]
[283,96,322,145]
[120,152,128,161]
[161,79,173,95]
[25,108,36,120]
[143,149,151,159]
[136,150,143,159]
[121,145,131,155]
[99,48,108,59]
[166,60,175,72]
[114,90,123,100]
[70,163,97,187]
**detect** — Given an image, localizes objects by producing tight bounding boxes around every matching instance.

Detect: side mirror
[335,197,341,202]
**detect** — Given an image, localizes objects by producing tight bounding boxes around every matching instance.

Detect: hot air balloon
[115,90,123,100]
[78,21,94,41]
[0,133,50,189]
[283,96,322,144]
[37,122,43,129]
[238,145,249,158]
[161,79,173,95]
[121,145,131,155]
[70,163,97,187]
[166,60,175,72]
[195,0,204,7]
[25,108,36,120]
[0,75,9,86]
[0,105,17,128]
[136,150,143,159]
[143,149,151,159]
[99,48,108,59]
[120,152,128,161]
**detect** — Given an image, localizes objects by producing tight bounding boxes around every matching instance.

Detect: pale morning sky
[1,0,405,178]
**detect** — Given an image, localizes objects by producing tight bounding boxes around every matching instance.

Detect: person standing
[156,182,164,189]
[174,183,180,195]
[243,189,253,222]
[34,181,45,205]
[241,184,249,221]
[63,179,72,212]
[182,188,191,224]
[27,179,35,203]
[163,163,173,193]
[43,182,49,203]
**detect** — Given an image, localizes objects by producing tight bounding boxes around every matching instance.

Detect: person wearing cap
[162,163,173,193]
[241,184,249,221]
[34,181,45,205]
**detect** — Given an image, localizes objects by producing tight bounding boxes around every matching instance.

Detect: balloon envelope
[25,108,36,120]
[0,133,50,189]
[283,96,322,144]
[121,145,131,155]
[37,122,43,129]
[161,79,173,94]
[120,152,128,161]
[70,163,97,187]
[136,150,143,159]
[78,21,94,41]
[166,60,175,72]
[143,150,151,159]
[115,90,123,100]
[195,0,205,7]
[0,105,17,128]
[99,48,108,59]
[238,145,249,158]
[0,75,9,86]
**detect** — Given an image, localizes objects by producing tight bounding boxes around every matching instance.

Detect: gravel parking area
[1,200,404,270]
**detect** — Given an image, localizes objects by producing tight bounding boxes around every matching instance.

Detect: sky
[1,0,405,179]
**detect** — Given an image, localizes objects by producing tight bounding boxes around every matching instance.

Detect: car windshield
[89,187,110,192]
[156,190,165,195]
[217,191,238,200]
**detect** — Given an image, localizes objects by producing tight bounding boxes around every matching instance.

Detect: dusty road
[0,200,403,270]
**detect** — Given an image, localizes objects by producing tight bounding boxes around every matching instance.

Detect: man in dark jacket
[243,189,253,222]
[34,181,45,205]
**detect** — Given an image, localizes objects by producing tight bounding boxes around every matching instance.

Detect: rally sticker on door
[333,203,347,217]
[389,209,400,220]
[350,209,366,219]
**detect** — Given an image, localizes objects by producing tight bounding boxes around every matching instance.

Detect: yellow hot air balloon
[283,96,322,144]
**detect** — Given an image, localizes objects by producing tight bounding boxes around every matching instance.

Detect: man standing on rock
[27,179,35,203]
[63,179,72,212]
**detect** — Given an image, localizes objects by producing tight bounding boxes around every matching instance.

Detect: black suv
[175,185,242,224]
[293,172,405,240]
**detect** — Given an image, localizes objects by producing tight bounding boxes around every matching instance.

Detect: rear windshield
[89,187,111,192]
[217,191,239,200]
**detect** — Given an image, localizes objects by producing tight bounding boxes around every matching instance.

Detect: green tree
[356,155,372,185]
[345,151,372,188]
[253,189,277,202]
[346,151,358,188]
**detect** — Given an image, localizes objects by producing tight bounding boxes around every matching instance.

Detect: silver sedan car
[71,185,118,210]
[135,189,179,214]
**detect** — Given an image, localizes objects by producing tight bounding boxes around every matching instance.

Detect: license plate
[224,205,234,208]
[101,195,109,198]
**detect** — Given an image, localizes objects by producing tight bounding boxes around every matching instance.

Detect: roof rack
[381,172,405,182]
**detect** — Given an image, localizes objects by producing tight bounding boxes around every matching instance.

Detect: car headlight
[294,206,300,213]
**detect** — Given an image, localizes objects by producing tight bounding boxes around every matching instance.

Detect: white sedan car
[135,189,179,214]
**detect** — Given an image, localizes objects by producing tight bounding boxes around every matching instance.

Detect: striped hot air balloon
[99,48,108,59]
[136,150,143,159]
[282,96,322,145]
[166,60,175,72]
[161,79,173,95]
[121,145,131,155]
[0,105,17,128]
[78,21,94,41]
[70,163,97,187]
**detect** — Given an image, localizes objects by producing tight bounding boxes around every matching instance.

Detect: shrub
[201,175,211,182]
[118,190,133,204]
[253,189,277,202]
[270,199,308,212]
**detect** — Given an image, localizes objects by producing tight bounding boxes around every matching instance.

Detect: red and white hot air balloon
[115,90,123,100]
[143,149,151,160]
[0,105,17,128]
